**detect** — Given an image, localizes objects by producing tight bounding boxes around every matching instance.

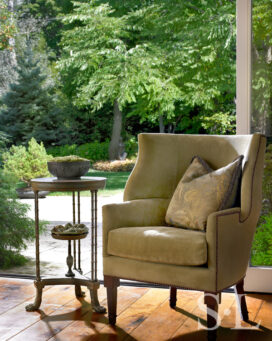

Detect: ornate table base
[25,276,106,313]
[25,177,107,314]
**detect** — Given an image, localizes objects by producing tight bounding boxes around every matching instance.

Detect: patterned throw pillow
[165,155,244,231]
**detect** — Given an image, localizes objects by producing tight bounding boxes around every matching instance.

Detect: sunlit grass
[48,169,130,197]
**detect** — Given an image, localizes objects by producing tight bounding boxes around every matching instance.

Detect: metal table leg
[25,191,44,311]
[90,190,106,313]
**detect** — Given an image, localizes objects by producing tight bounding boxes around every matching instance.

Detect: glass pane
[251,0,272,267]
[0,1,236,277]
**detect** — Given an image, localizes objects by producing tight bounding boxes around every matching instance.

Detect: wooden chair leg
[169,286,177,308]
[234,278,249,321]
[104,275,120,325]
[204,292,221,341]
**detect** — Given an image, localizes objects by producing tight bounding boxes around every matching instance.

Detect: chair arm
[206,207,255,291]
[102,198,170,256]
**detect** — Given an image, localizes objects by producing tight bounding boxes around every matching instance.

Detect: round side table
[25,176,106,313]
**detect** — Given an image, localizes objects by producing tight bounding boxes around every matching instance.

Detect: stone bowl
[47,160,90,179]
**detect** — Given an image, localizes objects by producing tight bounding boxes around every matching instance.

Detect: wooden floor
[0,278,271,341]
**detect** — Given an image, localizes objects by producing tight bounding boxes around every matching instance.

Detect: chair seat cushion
[107,226,207,266]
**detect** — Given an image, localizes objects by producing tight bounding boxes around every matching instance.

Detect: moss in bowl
[47,155,90,179]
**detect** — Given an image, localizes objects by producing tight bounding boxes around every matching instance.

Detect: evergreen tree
[0,42,67,146]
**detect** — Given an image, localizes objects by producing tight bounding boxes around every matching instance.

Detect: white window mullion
[236,0,251,134]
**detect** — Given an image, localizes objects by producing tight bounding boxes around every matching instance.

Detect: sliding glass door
[237,0,272,292]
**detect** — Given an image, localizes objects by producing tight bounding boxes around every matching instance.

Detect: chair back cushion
[165,155,243,230]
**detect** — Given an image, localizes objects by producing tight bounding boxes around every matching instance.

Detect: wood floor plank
[0,279,38,315]
[128,290,201,341]
[113,288,169,337]
[255,295,272,329]
[220,294,272,341]
[8,286,107,341]
[0,279,271,341]
[0,285,76,340]
[171,292,236,341]
[219,293,261,330]
[9,299,89,341]
[84,287,169,341]
[48,286,148,341]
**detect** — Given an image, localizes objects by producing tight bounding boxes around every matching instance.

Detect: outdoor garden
[0,0,271,273]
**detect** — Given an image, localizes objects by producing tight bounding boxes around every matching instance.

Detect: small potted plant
[3,138,52,198]
[47,155,90,179]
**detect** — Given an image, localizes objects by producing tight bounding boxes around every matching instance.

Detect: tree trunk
[109,100,122,160]
[159,115,165,133]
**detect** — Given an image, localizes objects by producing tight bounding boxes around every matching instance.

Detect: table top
[31,176,107,192]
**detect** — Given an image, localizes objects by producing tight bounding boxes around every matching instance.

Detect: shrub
[3,138,52,186]
[77,142,109,161]
[93,159,136,172]
[262,144,272,213]
[251,214,272,266]
[47,141,109,162]
[0,132,36,268]
[0,171,36,268]
[125,137,138,158]
[46,144,78,158]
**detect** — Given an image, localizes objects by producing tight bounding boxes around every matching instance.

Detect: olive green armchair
[102,133,266,340]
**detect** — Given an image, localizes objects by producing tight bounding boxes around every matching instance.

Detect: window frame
[237,0,272,293]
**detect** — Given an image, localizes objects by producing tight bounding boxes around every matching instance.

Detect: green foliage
[21,0,74,56]
[58,1,158,112]
[3,138,52,186]
[262,144,272,213]
[0,138,35,269]
[47,141,110,162]
[66,105,113,145]
[47,139,138,162]
[0,0,16,50]
[77,142,109,162]
[57,0,236,134]
[251,214,272,266]
[251,0,272,134]
[124,137,138,158]
[0,43,69,146]
[200,112,236,135]
[129,0,236,130]
[0,131,8,164]
[47,144,77,157]
[251,142,272,266]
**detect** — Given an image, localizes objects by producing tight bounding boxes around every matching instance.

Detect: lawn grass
[48,169,130,197]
